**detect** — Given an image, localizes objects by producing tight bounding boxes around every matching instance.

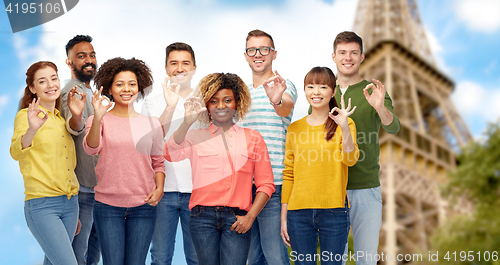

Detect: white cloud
[0,95,8,117]
[455,0,500,33]
[452,81,500,125]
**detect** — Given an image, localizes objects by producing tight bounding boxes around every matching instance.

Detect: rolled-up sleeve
[164,133,192,162]
[83,114,103,156]
[10,111,30,161]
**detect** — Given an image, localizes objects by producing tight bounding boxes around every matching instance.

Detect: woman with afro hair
[163,72,275,265]
[83,57,165,265]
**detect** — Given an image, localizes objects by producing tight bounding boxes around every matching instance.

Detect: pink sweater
[84,113,165,207]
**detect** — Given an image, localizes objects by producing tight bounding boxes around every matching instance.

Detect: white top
[141,92,194,193]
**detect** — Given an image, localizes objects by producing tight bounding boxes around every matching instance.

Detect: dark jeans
[189,205,251,265]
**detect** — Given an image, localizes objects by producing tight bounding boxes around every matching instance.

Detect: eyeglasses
[245,46,275,57]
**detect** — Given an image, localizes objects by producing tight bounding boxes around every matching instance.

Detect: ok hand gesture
[92,86,112,121]
[262,70,287,105]
[162,77,180,109]
[329,93,356,129]
[67,85,86,118]
[27,97,48,131]
[183,97,206,126]
[364,79,386,112]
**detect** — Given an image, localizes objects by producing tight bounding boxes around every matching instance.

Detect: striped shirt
[241,80,298,184]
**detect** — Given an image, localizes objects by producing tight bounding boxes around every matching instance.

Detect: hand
[364,79,386,111]
[281,218,291,247]
[144,189,164,206]
[27,97,48,131]
[183,97,206,126]
[162,77,180,109]
[92,86,112,120]
[329,93,356,129]
[262,70,287,105]
[75,219,81,236]
[67,85,86,118]
[230,214,254,234]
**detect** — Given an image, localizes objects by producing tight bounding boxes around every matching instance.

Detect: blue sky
[1,0,499,264]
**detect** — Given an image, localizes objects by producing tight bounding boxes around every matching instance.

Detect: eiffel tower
[352,0,471,264]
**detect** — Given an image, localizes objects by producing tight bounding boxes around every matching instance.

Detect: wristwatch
[270,99,282,107]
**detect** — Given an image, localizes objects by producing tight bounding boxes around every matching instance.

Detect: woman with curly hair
[83,57,165,265]
[11,61,85,265]
[163,73,275,265]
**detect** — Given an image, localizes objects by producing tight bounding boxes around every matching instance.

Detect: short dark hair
[94,57,153,101]
[65,35,93,56]
[334,31,363,54]
[165,42,196,66]
[246,29,275,48]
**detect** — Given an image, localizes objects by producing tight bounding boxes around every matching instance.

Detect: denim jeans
[72,191,100,265]
[93,201,156,265]
[287,201,350,265]
[189,205,251,265]
[248,185,290,265]
[24,195,79,265]
[150,192,198,265]
[343,187,382,265]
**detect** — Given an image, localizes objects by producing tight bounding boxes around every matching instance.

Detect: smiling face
[29,66,61,109]
[244,36,276,76]
[165,50,196,85]
[333,42,365,78]
[109,71,139,106]
[208,88,237,128]
[67,41,97,83]
[305,83,335,111]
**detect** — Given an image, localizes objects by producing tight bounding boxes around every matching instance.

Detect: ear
[66,58,71,67]
[272,49,277,60]
[360,53,365,63]
[29,86,36,94]
[332,52,336,62]
[165,65,168,75]
[332,86,337,97]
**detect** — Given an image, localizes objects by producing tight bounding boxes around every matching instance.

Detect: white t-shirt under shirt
[141,92,194,193]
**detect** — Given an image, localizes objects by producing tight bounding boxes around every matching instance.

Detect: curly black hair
[94,57,153,101]
[65,35,92,55]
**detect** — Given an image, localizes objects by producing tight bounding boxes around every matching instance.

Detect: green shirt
[308,79,400,189]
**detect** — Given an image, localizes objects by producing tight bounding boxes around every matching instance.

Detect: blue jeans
[24,195,79,265]
[248,185,290,265]
[72,191,100,265]
[287,201,350,265]
[150,192,198,265]
[93,201,156,265]
[189,205,251,265]
[343,187,383,265]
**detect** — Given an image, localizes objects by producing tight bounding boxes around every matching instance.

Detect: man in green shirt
[330,31,400,265]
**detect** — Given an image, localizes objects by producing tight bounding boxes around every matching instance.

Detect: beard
[72,62,97,83]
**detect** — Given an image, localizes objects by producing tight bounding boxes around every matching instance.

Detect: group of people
[11,29,399,265]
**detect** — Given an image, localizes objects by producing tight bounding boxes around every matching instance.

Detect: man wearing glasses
[242,29,297,265]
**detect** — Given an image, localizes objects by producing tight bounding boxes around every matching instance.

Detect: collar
[210,123,241,136]
[39,105,61,117]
